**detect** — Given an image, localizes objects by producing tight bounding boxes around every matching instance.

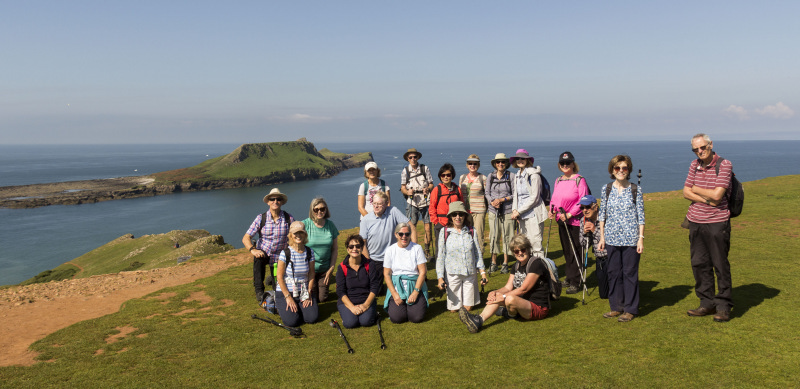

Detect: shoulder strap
[305,246,312,262]
[361,180,369,195]
[380,179,386,192]
[283,247,296,276]
[631,184,638,205]
[340,261,348,277]
[257,212,268,241]
[715,157,724,176]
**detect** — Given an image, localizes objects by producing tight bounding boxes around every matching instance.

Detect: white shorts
[446,273,480,310]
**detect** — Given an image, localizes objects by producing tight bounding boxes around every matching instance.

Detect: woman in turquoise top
[302,197,339,302]
[598,155,645,323]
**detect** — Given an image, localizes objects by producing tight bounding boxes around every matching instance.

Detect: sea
[1,140,799,286]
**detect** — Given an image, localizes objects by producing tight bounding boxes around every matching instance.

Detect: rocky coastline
[0,141,371,209]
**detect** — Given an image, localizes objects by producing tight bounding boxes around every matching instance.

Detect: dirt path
[0,251,251,367]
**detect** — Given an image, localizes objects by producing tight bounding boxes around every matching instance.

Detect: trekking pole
[581,232,590,305]
[251,314,304,338]
[330,319,354,354]
[637,169,642,186]
[559,207,587,303]
[544,216,553,259]
[376,313,387,350]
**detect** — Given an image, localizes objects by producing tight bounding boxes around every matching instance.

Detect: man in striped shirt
[682,133,733,323]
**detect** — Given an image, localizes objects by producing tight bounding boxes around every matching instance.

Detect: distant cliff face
[0,139,372,209]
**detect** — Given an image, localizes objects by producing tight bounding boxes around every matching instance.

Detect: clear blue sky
[2,1,798,144]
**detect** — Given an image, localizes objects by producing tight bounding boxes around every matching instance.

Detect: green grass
[19,230,233,284]
[2,175,798,387]
[151,139,365,184]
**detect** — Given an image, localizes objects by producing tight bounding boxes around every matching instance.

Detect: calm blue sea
[1,140,798,286]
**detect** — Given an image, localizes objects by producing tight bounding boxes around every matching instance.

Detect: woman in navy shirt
[336,234,382,328]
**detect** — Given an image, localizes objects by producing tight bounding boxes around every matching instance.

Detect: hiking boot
[713,310,730,322]
[617,312,635,322]
[603,310,623,319]
[687,306,716,317]
[566,284,580,294]
[490,264,498,273]
[459,307,483,333]
[500,264,509,274]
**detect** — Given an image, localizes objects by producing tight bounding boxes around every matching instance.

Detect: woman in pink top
[549,151,590,294]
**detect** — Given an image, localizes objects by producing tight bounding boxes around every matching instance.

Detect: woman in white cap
[436,201,488,312]
[459,154,487,257]
[358,161,391,220]
[484,153,515,274]
[242,188,294,306]
[510,149,548,260]
[275,221,319,326]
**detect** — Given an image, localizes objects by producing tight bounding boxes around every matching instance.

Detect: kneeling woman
[336,234,381,328]
[275,221,319,327]
[459,235,551,333]
[383,222,429,323]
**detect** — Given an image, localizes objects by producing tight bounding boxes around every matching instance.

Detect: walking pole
[581,231,591,304]
[637,169,642,186]
[559,207,587,304]
[543,211,554,259]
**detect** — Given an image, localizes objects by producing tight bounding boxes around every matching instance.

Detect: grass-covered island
[0,138,372,209]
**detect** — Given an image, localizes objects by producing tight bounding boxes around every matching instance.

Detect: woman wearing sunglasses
[458,234,552,333]
[302,197,339,302]
[485,153,515,274]
[429,163,463,262]
[550,151,590,295]
[598,155,645,323]
[383,222,429,323]
[335,234,381,328]
[459,154,487,258]
[436,201,488,312]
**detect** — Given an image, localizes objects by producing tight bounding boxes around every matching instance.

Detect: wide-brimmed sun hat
[403,148,422,161]
[491,153,510,168]
[510,148,533,164]
[446,201,474,225]
[262,188,288,204]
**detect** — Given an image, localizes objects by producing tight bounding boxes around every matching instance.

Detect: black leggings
[558,222,582,287]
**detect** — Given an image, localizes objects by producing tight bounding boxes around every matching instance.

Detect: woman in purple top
[549,151,590,294]
[336,234,382,328]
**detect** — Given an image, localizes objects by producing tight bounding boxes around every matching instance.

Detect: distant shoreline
[0,140,372,209]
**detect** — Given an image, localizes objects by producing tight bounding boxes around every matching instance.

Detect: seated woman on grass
[383,222,429,324]
[458,234,551,333]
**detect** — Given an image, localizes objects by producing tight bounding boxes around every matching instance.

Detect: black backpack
[402,164,428,200]
[604,182,638,205]
[715,158,744,217]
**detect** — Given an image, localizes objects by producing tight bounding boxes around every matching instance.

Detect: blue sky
[2,1,798,144]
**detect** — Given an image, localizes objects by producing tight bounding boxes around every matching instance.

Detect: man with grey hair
[683,133,734,322]
[360,191,416,266]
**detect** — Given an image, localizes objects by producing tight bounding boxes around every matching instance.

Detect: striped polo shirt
[684,154,732,224]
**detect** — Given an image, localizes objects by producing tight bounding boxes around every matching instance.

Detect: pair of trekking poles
[251,313,387,353]
[543,206,590,305]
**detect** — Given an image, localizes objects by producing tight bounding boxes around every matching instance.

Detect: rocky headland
[0,138,371,209]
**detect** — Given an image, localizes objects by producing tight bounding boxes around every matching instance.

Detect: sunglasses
[347,244,363,249]
[408,155,419,159]
[559,161,573,167]
[467,162,479,166]
[451,213,467,218]
[267,197,282,203]
[614,166,629,172]
[440,173,453,178]
[691,144,710,153]
[579,205,594,210]
[513,249,527,255]
[397,232,411,238]
[313,207,327,213]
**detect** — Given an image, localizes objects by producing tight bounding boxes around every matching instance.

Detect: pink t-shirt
[551,175,589,226]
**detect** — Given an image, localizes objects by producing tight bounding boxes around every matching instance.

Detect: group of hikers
[242,133,737,333]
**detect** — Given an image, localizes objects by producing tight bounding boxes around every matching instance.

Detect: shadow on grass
[638,281,693,317]
[732,283,780,319]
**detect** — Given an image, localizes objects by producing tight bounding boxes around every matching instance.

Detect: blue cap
[579,195,597,206]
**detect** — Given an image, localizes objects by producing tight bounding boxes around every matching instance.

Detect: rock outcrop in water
[0,139,372,209]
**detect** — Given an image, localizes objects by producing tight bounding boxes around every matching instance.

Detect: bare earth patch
[105,326,138,344]
[0,251,250,367]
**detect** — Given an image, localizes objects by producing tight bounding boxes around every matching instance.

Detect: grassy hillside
[20,230,233,285]
[2,175,798,387]
[151,138,370,184]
